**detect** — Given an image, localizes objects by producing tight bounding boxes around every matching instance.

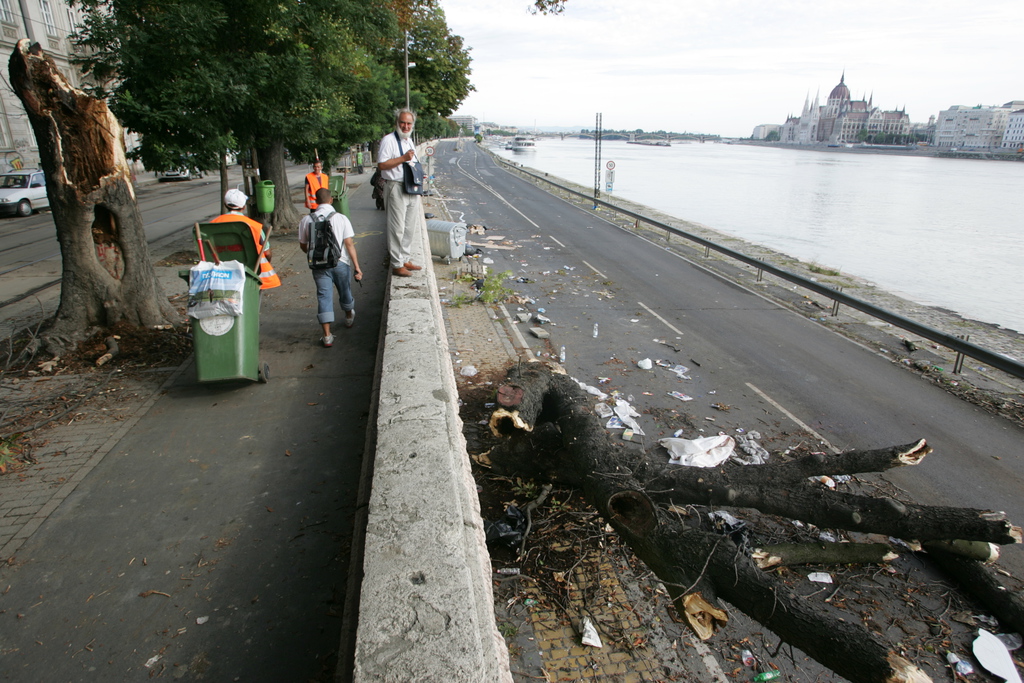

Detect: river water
[490,139,1024,334]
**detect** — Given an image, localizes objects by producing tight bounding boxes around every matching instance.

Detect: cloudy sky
[441,0,1023,137]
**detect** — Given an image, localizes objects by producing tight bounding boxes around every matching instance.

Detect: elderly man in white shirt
[376,108,423,277]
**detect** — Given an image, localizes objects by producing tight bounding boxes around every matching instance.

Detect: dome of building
[828,74,850,102]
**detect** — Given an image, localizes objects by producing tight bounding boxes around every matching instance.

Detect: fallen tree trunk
[927,549,1024,637]
[485,363,1023,683]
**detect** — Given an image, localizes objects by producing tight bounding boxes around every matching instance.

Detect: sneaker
[321,334,335,347]
[344,311,355,328]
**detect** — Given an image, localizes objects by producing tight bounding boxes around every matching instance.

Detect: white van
[0,170,49,217]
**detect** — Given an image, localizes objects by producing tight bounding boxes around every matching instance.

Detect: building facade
[0,0,92,172]
[751,123,781,140]
[1002,109,1024,150]
[779,74,910,146]
[448,115,477,135]
[933,105,1013,149]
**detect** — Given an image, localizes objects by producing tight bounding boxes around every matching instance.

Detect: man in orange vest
[305,159,329,212]
[210,189,281,290]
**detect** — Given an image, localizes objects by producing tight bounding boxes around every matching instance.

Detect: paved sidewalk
[0,171,387,681]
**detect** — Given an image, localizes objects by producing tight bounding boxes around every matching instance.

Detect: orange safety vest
[305,171,329,210]
[210,213,282,289]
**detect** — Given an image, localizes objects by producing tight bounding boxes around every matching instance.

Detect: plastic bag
[660,434,735,467]
[187,261,245,319]
[484,505,526,549]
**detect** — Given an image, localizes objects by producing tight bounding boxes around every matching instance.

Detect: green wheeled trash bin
[180,222,270,384]
[328,175,349,218]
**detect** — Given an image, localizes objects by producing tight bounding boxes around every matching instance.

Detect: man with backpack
[298,188,363,347]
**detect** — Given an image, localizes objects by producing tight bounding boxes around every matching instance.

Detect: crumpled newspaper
[733,431,770,465]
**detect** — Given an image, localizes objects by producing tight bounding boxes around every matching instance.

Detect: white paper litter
[196,616,209,625]
[660,435,735,467]
[594,402,614,418]
[581,616,603,648]
[613,399,645,436]
[637,358,653,370]
[974,628,1024,683]
[808,572,833,584]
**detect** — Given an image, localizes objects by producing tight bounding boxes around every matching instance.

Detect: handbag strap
[394,131,414,162]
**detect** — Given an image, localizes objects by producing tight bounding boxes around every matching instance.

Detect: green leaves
[70,0,471,167]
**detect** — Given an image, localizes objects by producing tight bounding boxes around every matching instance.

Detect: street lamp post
[404,30,410,110]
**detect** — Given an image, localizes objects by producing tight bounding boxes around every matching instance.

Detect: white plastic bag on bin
[660,434,735,467]
[187,260,246,319]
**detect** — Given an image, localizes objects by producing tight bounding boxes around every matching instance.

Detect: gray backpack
[307,211,341,270]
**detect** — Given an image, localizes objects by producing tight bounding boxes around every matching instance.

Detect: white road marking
[638,301,685,337]
[498,303,535,361]
[454,157,541,229]
[686,633,730,683]
[548,235,566,248]
[582,260,607,279]
[746,383,840,453]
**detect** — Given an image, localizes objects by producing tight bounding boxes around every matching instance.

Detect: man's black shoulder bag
[394,132,425,195]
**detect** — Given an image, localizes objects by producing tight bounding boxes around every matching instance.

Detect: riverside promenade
[3,142,1023,683]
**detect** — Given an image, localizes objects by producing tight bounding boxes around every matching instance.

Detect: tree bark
[256,138,301,231]
[928,550,1024,637]
[8,40,176,355]
[484,362,1024,683]
[219,150,229,215]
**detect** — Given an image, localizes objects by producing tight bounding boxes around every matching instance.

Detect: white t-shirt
[299,206,354,266]
[377,131,418,182]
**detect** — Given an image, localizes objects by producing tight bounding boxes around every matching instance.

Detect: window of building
[40,0,57,35]
[0,0,13,23]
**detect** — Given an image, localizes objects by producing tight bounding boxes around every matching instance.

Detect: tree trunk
[484,362,1024,683]
[8,40,176,355]
[256,138,301,231]
[219,150,229,214]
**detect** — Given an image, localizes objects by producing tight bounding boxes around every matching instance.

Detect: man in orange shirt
[305,160,329,212]
[210,189,281,290]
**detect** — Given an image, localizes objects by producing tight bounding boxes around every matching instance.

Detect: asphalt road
[434,139,1024,576]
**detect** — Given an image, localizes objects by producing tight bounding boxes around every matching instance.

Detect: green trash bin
[179,222,269,384]
[328,175,349,218]
[255,180,275,214]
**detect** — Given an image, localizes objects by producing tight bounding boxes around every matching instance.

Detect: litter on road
[660,434,735,467]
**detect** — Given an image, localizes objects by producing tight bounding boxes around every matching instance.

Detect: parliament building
[780,73,910,146]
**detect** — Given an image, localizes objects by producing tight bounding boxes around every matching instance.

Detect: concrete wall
[352,163,512,682]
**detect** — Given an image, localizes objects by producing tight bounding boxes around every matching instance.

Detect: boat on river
[512,136,537,152]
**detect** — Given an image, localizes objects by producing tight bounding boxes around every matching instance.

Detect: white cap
[224,189,248,208]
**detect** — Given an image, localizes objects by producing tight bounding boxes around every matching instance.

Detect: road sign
[425,146,435,157]
[606,160,616,170]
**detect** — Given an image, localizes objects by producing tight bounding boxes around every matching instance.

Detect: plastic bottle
[592,323,599,338]
[559,346,566,363]
[753,671,780,682]
[946,652,974,678]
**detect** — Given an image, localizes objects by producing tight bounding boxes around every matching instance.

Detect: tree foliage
[402,4,474,118]
[70,0,471,171]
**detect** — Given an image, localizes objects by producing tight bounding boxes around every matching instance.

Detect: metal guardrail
[494,156,1024,381]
